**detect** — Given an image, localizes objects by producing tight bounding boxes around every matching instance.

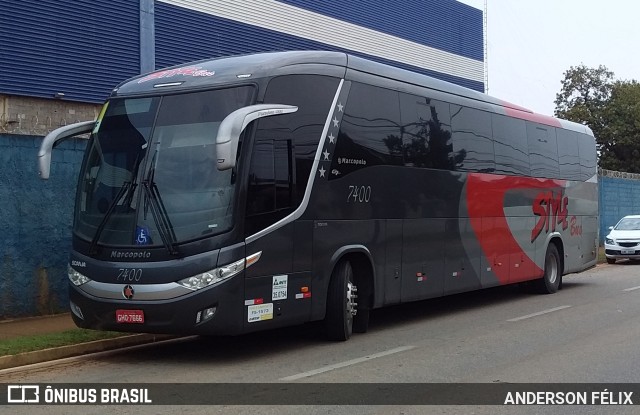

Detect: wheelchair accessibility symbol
[135,226,152,245]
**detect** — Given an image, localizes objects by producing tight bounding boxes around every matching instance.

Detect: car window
[616,218,640,230]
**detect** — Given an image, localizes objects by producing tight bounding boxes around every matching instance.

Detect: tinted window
[399,93,454,169]
[75,87,256,246]
[556,128,581,180]
[492,114,530,176]
[246,138,292,215]
[450,105,494,173]
[527,122,559,178]
[331,83,402,177]
[578,133,597,180]
[246,75,339,234]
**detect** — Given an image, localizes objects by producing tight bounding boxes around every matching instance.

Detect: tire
[353,307,370,334]
[606,258,616,264]
[325,261,357,341]
[535,244,561,294]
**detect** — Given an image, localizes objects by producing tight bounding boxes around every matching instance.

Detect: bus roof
[113,50,592,135]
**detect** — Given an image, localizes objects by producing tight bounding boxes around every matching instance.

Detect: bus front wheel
[325,260,357,341]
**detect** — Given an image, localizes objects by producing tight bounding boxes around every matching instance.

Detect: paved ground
[0,313,76,341]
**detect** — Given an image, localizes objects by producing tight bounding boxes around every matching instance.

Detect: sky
[458,0,640,116]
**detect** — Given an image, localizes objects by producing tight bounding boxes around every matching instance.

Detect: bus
[38,51,598,341]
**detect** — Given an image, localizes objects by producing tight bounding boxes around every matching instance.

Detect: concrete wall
[0,134,86,317]
[1,95,101,137]
[598,169,640,241]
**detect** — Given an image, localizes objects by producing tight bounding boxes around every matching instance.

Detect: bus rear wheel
[325,260,357,341]
[535,243,561,294]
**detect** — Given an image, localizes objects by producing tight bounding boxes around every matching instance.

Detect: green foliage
[554,65,640,173]
[599,81,640,172]
[554,64,614,141]
[0,329,124,356]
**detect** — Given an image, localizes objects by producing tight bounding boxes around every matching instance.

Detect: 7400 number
[117,268,142,282]
[347,185,371,203]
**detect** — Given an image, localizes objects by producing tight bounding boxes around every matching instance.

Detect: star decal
[328,133,335,144]
[318,166,326,177]
[332,117,339,128]
[323,149,330,160]
[337,102,344,112]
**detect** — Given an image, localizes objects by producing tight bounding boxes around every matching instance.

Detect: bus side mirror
[216,104,298,170]
[38,120,95,179]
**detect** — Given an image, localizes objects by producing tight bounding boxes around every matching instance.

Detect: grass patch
[0,329,126,357]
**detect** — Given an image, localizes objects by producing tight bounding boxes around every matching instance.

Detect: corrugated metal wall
[0,0,484,102]
[278,0,483,61]
[0,0,140,103]
[599,171,640,243]
[155,0,485,92]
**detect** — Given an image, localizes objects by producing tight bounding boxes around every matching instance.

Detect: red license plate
[116,309,145,324]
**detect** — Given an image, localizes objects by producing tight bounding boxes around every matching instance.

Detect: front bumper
[604,244,640,260]
[69,276,244,336]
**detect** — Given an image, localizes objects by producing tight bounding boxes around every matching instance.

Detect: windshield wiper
[122,150,144,208]
[142,151,180,256]
[88,146,147,256]
[89,181,130,255]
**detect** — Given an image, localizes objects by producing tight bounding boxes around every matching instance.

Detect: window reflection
[450,105,494,173]
[398,94,458,170]
[492,114,530,176]
[527,122,559,178]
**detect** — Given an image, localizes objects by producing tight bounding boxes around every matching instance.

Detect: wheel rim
[547,253,558,284]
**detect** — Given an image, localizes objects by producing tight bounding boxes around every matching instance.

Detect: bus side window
[492,114,530,176]
[557,128,581,180]
[578,133,597,181]
[399,93,453,170]
[450,105,495,173]
[527,122,560,178]
[245,74,339,235]
[330,82,402,177]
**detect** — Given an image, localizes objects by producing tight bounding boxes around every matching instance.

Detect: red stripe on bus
[466,173,565,284]
[501,103,562,128]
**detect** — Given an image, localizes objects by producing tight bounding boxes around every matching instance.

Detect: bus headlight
[177,251,261,291]
[68,265,91,286]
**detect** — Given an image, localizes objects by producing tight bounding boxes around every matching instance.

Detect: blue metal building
[0,0,485,103]
[0,0,483,317]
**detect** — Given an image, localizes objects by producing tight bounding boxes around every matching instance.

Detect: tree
[554,65,640,173]
[554,64,614,144]
[599,81,640,172]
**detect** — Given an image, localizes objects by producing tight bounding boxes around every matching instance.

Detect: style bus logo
[531,190,569,243]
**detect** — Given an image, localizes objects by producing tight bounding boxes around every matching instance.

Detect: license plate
[116,309,145,324]
[621,249,635,255]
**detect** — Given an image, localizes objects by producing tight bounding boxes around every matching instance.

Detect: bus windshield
[74,86,255,249]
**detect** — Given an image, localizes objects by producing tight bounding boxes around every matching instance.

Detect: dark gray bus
[39,51,598,341]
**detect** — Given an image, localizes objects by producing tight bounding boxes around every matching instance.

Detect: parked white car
[604,215,640,264]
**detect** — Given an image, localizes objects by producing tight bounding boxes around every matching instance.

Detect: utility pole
[484,0,489,93]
